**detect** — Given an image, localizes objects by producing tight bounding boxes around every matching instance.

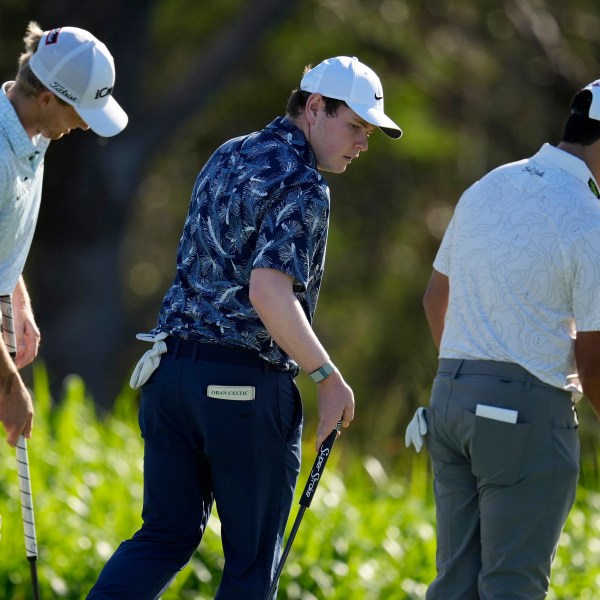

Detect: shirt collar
[534,143,600,198]
[265,116,317,169]
[0,81,41,160]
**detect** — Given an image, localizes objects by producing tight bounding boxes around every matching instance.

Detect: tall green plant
[1,366,599,598]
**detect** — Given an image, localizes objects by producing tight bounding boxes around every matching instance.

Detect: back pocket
[471,414,531,486]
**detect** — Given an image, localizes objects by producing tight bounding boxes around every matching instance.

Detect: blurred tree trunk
[27,0,297,407]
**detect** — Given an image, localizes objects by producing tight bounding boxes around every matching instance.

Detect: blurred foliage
[1,2,600,598]
[0,366,599,598]
[119,0,600,465]
[0,0,600,477]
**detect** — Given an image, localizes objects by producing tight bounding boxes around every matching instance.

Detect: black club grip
[299,421,341,508]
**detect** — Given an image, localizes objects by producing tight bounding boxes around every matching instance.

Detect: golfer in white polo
[407,80,600,598]
[0,22,127,446]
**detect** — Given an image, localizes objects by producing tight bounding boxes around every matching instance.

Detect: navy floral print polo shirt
[152,116,330,373]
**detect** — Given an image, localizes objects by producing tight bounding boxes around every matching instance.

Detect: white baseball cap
[300,56,402,139]
[29,26,128,137]
[570,80,600,121]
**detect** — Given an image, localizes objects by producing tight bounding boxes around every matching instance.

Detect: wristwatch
[309,362,335,383]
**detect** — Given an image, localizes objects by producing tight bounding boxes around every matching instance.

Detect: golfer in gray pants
[426,359,578,598]
[406,78,600,598]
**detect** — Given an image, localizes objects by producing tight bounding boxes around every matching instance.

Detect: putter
[265,420,342,600]
[1,295,41,600]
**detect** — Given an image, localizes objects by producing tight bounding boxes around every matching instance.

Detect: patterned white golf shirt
[434,143,600,391]
[0,81,50,295]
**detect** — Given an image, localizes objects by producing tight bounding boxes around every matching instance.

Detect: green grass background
[1,366,599,599]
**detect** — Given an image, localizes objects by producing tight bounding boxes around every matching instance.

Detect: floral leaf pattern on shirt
[152,117,330,373]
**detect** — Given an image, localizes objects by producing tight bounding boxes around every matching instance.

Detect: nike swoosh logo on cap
[374,93,383,100]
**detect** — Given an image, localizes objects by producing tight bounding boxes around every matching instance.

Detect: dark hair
[561,89,600,145]
[286,88,347,118]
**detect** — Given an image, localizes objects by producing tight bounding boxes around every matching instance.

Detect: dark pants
[87,338,303,600]
[426,359,580,600]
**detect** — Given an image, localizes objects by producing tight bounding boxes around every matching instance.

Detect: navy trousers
[87,337,303,599]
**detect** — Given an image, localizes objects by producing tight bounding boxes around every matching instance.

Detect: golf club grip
[0,294,16,356]
[16,435,38,559]
[1,295,40,565]
[299,420,341,508]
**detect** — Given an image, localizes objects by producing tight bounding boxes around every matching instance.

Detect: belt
[437,358,564,392]
[166,336,274,371]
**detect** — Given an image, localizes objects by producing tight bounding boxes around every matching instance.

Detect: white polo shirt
[435,143,600,391]
[0,81,50,295]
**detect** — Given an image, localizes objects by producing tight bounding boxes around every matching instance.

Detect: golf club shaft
[1,294,40,600]
[266,506,305,600]
[265,420,342,600]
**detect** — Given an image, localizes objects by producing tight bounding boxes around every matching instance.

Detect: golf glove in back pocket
[130,332,169,389]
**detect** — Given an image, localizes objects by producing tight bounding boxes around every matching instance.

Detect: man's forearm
[423,270,449,351]
[12,276,32,311]
[574,331,600,422]
[580,373,600,421]
[249,268,331,374]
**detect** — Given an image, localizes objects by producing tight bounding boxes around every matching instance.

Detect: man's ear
[37,90,57,109]
[305,93,323,125]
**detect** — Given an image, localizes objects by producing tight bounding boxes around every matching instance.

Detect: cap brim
[77,96,128,137]
[347,102,402,139]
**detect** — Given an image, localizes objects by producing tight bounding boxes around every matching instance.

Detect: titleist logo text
[50,82,78,102]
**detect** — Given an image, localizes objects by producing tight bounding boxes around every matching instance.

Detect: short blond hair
[14,21,48,97]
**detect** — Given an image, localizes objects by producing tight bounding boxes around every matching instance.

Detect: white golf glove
[129,332,169,389]
[405,407,428,453]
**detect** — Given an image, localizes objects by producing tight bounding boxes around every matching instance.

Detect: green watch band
[309,362,335,383]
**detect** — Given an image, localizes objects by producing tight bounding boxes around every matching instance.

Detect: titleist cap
[29,26,128,137]
[300,55,402,139]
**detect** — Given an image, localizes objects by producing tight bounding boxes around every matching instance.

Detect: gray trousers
[425,359,579,600]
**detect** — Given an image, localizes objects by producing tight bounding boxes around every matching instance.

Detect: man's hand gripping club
[315,369,354,450]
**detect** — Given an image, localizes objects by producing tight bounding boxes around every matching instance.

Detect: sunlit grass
[0,365,599,598]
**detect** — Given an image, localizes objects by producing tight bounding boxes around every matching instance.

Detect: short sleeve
[252,183,329,291]
[433,212,455,276]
